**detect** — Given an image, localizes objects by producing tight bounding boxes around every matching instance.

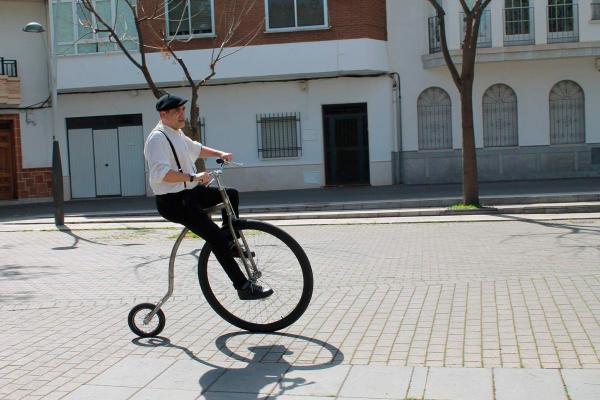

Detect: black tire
[198,220,313,332]
[128,303,166,338]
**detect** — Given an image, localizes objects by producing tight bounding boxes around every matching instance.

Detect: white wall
[57,76,394,193]
[0,0,53,168]
[56,39,390,92]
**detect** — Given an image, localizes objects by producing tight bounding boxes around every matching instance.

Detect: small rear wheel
[128,303,166,338]
[198,220,313,332]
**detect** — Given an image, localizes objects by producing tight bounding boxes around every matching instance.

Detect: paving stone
[424,367,492,400]
[561,369,600,400]
[128,387,201,400]
[60,385,138,400]
[88,358,175,388]
[495,368,567,400]
[406,367,427,399]
[338,365,412,399]
[148,359,225,392]
[208,364,290,395]
[277,364,351,397]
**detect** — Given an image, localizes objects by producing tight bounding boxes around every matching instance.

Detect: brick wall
[0,114,52,199]
[139,0,387,52]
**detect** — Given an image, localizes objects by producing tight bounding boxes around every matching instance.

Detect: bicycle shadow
[133,331,344,399]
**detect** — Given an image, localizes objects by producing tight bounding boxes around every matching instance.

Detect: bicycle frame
[144,160,259,325]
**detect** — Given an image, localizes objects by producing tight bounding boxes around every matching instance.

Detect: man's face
[161,105,186,130]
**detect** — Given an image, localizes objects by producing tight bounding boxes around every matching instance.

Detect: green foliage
[448,203,481,211]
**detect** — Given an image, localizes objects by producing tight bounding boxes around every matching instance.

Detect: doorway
[322,103,370,185]
[67,114,145,199]
[0,120,15,200]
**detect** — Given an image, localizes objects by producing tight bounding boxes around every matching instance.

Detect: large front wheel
[198,220,313,332]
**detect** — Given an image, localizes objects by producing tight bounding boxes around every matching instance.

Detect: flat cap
[155,93,188,111]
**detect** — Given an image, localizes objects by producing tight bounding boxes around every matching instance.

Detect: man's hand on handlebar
[193,172,211,186]
[220,152,233,162]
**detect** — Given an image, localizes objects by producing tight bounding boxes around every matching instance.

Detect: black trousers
[155,185,247,289]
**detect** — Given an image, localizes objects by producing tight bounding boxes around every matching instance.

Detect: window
[53,0,138,56]
[504,0,535,45]
[549,80,585,145]
[592,0,600,20]
[460,9,492,48]
[483,84,518,147]
[417,88,452,150]
[265,0,328,31]
[256,113,302,159]
[165,0,214,37]
[547,0,579,43]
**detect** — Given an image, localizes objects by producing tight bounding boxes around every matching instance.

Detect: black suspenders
[157,130,187,189]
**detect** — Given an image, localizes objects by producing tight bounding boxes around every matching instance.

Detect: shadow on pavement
[132,331,344,398]
[52,226,147,250]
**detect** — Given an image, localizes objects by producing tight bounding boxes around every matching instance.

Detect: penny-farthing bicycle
[128,159,313,336]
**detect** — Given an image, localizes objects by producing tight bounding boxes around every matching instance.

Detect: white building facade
[1,0,599,202]
[389,0,600,183]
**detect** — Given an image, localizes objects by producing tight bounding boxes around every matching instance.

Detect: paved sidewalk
[1,178,600,222]
[2,216,600,399]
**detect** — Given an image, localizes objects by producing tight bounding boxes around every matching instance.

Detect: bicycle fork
[213,172,262,281]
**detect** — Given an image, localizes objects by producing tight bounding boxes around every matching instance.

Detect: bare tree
[79,0,262,169]
[426,0,492,206]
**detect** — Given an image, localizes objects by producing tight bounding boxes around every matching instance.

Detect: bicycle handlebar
[216,158,243,167]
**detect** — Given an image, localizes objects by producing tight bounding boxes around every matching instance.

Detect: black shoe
[237,281,274,300]
[228,241,255,259]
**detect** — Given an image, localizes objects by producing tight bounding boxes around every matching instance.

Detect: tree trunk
[460,80,480,206]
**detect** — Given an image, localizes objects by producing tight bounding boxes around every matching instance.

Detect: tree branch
[458,0,471,15]
[426,0,462,89]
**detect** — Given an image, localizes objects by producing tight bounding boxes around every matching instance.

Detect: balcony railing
[547,3,579,44]
[504,6,535,46]
[592,3,600,20]
[0,58,18,77]
[428,16,441,54]
[460,10,492,48]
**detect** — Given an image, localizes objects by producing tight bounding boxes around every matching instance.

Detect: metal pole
[52,140,64,225]
[48,0,64,225]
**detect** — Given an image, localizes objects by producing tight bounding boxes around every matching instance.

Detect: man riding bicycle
[143,93,273,300]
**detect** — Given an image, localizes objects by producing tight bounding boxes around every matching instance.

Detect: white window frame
[164,0,216,39]
[264,0,329,33]
[53,0,137,56]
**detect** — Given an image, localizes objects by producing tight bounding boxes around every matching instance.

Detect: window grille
[549,80,585,145]
[256,112,302,159]
[504,1,535,45]
[0,58,17,77]
[547,1,579,43]
[266,0,328,30]
[166,0,214,37]
[428,16,441,54]
[417,88,452,150]
[483,84,518,147]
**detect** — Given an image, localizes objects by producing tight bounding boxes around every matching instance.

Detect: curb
[3,201,600,227]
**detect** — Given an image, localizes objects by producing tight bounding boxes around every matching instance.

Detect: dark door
[323,103,369,185]
[0,122,15,200]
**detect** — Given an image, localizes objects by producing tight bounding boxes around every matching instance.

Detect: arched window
[549,80,585,144]
[417,87,452,150]
[483,84,518,147]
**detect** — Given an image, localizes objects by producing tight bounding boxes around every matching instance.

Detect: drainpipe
[390,72,403,184]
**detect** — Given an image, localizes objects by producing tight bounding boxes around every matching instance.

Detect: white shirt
[144,121,203,195]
